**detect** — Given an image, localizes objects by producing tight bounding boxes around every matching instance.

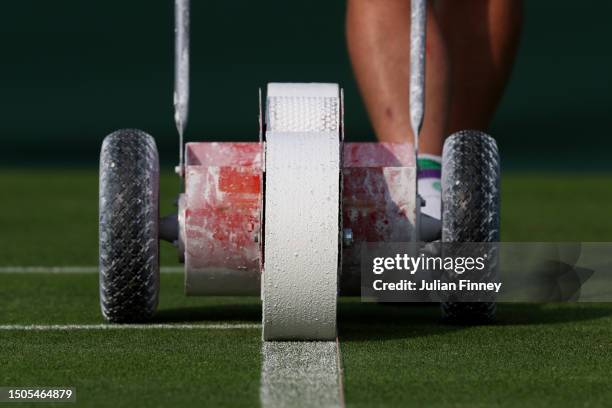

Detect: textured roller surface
[99,129,160,322]
[266,83,340,133]
[263,83,340,340]
[441,130,500,323]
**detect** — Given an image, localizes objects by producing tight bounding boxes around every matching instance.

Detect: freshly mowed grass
[501,174,612,241]
[0,273,261,408]
[2,273,611,407]
[1,169,612,407]
[339,301,612,407]
[1,329,259,407]
[0,168,181,266]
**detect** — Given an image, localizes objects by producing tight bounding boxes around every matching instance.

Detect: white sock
[417,154,442,220]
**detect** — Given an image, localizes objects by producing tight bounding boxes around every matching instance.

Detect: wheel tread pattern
[99,129,160,322]
[441,130,500,323]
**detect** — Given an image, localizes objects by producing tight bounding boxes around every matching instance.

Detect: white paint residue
[262,131,340,340]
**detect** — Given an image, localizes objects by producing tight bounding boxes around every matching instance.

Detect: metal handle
[409,0,426,154]
[410,0,427,243]
[174,0,190,176]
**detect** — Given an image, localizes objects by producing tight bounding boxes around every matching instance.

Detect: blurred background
[1,0,612,266]
[1,0,610,170]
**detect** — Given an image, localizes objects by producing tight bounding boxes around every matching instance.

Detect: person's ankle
[417,154,442,220]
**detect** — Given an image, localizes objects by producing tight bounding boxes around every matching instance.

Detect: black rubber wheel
[441,130,500,323]
[99,129,160,322]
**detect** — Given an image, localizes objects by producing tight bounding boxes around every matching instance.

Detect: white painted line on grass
[0,266,183,274]
[0,323,261,331]
[261,340,344,408]
[335,337,346,407]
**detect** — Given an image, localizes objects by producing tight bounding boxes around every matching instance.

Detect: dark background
[1,0,610,170]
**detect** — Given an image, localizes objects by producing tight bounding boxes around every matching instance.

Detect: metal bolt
[342,228,353,247]
[175,165,184,177]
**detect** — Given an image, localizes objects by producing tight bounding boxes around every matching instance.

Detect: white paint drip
[0,323,260,331]
[0,266,183,274]
[260,341,344,408]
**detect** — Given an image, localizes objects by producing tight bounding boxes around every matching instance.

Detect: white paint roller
[263,83,341,341]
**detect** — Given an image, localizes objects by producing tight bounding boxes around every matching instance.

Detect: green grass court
[1,170,612,407]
